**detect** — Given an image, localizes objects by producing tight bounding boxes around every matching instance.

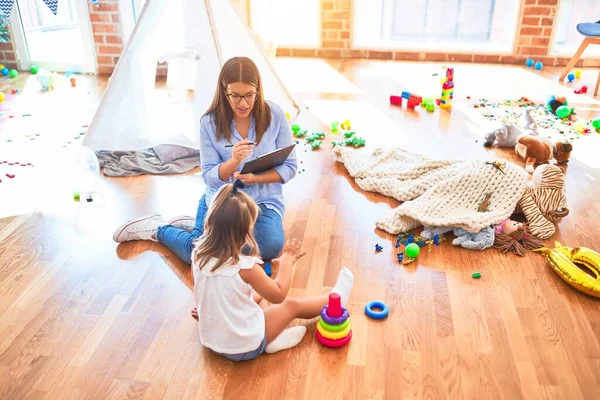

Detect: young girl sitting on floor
[192,183,354,361]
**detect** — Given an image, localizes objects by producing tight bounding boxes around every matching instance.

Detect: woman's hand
[233,171,257,185]
[231,140,254,164]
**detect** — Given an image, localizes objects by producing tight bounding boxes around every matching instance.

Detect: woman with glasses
[112,57,298,264]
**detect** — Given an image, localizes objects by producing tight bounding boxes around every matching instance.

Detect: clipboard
[240,144,295,174]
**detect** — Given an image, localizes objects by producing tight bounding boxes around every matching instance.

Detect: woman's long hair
[193,184,260,271]
[203,57,271,144]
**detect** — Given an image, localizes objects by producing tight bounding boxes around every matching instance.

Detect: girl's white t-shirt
[192,254,265,354]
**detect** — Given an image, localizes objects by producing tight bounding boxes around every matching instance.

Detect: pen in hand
[225,142,256,148]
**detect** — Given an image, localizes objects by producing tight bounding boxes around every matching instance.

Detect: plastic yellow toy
[535,242,600,298]
[341,120,351,131]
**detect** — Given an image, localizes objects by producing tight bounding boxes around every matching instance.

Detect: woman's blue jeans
[156,195,284,264]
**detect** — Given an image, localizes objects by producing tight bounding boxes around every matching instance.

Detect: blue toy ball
[1,68,8,76]
[526,58,534,67]
[567,73,575,82]
[535,61,543,70]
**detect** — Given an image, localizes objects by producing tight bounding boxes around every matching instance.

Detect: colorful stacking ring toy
[316,293,352,348]
[318,316,350,332]
[316,329,352,348]
[320,305,349,325]
[365,301,389,319]
[316,322,352,340]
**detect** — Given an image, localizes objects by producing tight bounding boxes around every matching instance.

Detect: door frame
[9,0,97,73]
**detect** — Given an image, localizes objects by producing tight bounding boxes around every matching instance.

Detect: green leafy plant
[0,16,10,44]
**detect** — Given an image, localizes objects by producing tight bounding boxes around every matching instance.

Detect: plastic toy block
[390,95,402,106]
[407,95,422,109]
[401,91,411,99]
[73,192,80,201]
[472,272,481,279]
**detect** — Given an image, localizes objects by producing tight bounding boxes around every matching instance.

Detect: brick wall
[277,0,600,67]
[0,41,16,69]
[88,0,123,74]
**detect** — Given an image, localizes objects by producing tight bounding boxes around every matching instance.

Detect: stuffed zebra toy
[514,164,568,239]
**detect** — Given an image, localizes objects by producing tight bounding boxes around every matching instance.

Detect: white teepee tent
[83,0,298,152]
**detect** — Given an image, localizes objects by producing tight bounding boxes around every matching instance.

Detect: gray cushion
[577,21,600,37]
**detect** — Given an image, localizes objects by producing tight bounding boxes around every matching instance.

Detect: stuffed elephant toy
[483,124,523,148]
[514,164,568,239]
[422,226,495,251]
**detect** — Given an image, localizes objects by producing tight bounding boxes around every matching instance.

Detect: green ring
[318,316,350,332]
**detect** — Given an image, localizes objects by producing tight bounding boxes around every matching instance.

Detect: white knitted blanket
[333,147,528,234]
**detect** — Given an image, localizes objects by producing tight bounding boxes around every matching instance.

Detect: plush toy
[493,219,544,256]
[514,164,569,239]
[483,124,523,147]
[483,107,538,147]
[422,226,495,251]
[523,107,538,136]
[515,135,556,173]
[452,226,495,251]
[554,140,573,164]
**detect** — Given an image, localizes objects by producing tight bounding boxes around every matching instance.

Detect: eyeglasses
[226,92,258,104]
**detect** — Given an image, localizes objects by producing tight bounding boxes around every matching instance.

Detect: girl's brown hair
[203,57,271,145]
[193,184,260,271]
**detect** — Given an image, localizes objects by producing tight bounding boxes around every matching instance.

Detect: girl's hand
[277,238,307,264]
[231,140,254,164]
[233,171,257,185]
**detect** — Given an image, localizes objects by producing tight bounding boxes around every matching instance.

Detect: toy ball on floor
[546,95,567,114]
[526,59,534,67]
[573,120,587,133]
[1,68,8,76]
[574,69,582,79]
[567,73,575,82]
[0,92,5,103]
[30,64,39,75]
[593,118,600,131]
[535,61,543,70]
[9,69,18,78]
[405,243,420,258]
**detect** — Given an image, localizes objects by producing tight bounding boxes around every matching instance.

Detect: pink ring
[320,306,349,325]
[316,329,352,348]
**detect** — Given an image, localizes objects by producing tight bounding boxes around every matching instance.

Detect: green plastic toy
[332,140,345,147]
[592,118,600,131]
[311,140,322,149]
[30,64,39,74]
[405,243,420,258]
[343,131,356,138]
[9,69,18,78]
[472,272,481,279]
[350,137,366,147]
[330,120,340,133]
[294,130,307,138]
[291,123,300,134]
[556,106,574,119]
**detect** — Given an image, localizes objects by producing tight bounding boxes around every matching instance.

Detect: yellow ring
[316,321,351,340]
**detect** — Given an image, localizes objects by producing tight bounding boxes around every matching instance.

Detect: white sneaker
[167,215,196,233]
[112,213,166,242]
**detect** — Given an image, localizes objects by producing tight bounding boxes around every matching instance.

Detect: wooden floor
[1,59,600,399]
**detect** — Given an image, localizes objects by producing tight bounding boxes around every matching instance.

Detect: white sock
[332,267,355,306]
[265,326,307,354]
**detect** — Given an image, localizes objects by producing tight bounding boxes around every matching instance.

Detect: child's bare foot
[191,307,198,320]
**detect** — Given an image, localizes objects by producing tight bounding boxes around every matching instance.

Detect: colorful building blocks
[316,293,352,348]
[439,68,454,109]
[390,95,402,106]
[407,94,422,110]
